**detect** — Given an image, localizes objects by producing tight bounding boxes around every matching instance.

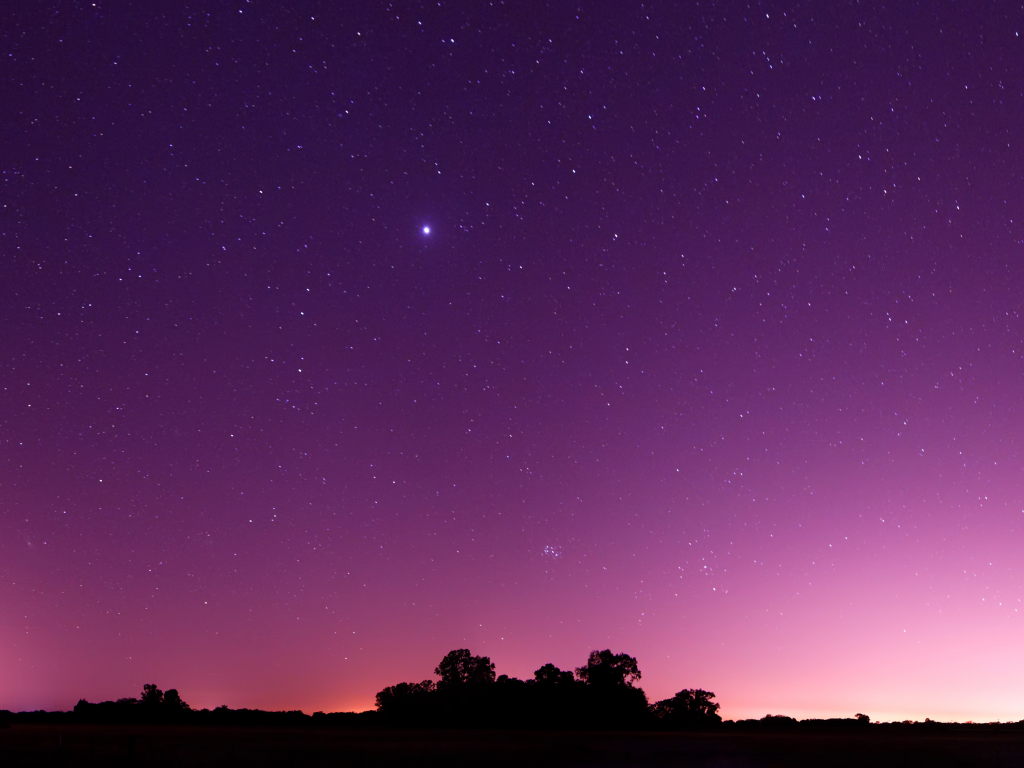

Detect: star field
[4,2,1024,720]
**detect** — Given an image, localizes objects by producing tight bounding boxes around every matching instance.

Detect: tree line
[65,685,373,727]
[19,649,719,730]
[1,649,890,730]
[374,648,721,730]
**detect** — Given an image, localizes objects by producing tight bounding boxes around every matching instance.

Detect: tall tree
[435,649,496,688]
[163,689,190,711]
[575,650,641,687]
[140,684,164,707]
[652,689,721,729]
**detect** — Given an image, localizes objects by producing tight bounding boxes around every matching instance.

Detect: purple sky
[4,2,1024,721]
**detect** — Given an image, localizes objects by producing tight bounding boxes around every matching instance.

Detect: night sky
[5,1,1024,722]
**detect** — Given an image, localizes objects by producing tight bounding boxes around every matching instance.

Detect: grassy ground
[3,724,1024,766]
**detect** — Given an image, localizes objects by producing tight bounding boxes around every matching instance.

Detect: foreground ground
[3,724,1024,767]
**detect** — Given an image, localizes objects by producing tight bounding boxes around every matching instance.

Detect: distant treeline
[4,649,1016,730]
[1,683,377,728]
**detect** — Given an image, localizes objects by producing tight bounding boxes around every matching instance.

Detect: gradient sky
[4,1,1024,722]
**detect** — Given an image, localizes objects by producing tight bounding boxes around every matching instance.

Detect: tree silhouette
[573,650,649,728]
[140,684,163,707]
[575,650,641,687]
[434,649,495,688]
[158,688,191,723]
[651,689,721,729]
[371,647,686,729]
[163,689,190,712]
[374,680,436,722]
[534,663,575,686]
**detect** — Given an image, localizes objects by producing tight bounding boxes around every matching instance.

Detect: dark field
[4,725,1024,767]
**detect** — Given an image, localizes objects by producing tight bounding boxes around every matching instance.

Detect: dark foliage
[534,663,575,686]
[374,680,438,724]
[1,651,720,732]
[68,684,379,727]
[73,684,191,724]
[761,714,799,727]
[435,649,496,688]
[651,688,722,730]
[575,650,641,688]
[140,684,163,708]
[724,715,885,732]
[373,648,655,729]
